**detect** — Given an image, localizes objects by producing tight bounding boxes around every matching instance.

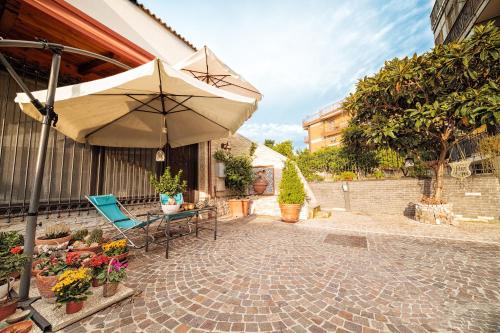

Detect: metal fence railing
[0,59,162,221]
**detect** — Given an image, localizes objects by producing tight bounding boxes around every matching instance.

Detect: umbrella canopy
[15,58,257,148]
[174,46,262,101]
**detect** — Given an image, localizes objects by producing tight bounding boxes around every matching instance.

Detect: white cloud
[238,122,304,145]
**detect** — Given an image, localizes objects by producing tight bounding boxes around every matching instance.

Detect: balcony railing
[430,0,447,30]
[303,101,343,125]
[444,0,484,43]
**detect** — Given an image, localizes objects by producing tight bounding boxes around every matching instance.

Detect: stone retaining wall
[310,175,500,221]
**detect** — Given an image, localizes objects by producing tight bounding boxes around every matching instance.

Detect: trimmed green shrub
[278,160,306,205]
[338,171,357,181]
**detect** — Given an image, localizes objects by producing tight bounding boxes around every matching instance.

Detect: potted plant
[214,149,254,218]
[96,259,127,297]
[149,167,187,214]
[0,232,24,280]
[0,320,33,333]
[88,255,110,287]
[278,160,306,223]
[102,239,128,262]
[0,239,28,321]
[70,229,104,253]
[52,267,92,314]
[35,255,67,299]
[35,223,72,248]
[65,251,94,268]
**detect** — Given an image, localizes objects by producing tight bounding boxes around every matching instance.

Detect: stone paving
[61,215,500,333]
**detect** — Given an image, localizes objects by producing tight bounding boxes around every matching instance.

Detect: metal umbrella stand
[0,39,130,304]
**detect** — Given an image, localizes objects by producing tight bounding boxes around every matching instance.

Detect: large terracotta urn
[279,204,301,223]
[252,171,269,195]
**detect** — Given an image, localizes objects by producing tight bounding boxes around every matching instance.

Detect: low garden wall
[310,175,500,221]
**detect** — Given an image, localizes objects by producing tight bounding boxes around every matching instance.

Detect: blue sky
[141,0,435,149]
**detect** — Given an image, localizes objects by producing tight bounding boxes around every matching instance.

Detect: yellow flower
[52,267,91,293]
[102,239,127,252]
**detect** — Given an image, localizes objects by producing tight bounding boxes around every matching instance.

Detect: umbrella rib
[126,94,163,113]
[84,94,161,139]
[164,96,193,114]
[163,95,230,131]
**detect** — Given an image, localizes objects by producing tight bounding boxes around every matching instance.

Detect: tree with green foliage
[278,160,306,205]
[213,149,254,197]
[343,23,499,201]
[272,140,295,159]
[264,139,275,148]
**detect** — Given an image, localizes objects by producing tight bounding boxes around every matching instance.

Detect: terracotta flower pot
[0,298,18,322]
[65,300,84,314]
[35,272,59,299]
[279,204,302,223]
[92,278,103,288]
[108,252,128,262]
[71,244,101,254]
[0,319,32,333]
[31,259,45,277]
[228,199,250,218]
[102,282,119,297]
[252,177,268,195]
[35,234,72,248]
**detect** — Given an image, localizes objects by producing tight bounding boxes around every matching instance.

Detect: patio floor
[61,214,500,333]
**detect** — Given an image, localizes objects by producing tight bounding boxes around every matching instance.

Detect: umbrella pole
[18,51,61,300]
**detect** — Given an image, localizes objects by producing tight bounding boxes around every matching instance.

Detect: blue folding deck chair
[87,194,159,248]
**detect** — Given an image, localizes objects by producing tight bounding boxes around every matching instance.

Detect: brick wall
[0,203,159,235]
[310,175,500,221]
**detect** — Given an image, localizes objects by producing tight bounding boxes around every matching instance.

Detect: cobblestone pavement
[62,216,500,333]
[309,211,500,244]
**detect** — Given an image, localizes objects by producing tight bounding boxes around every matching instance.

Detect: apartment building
[431,0,499,44]
[302,101,350,153]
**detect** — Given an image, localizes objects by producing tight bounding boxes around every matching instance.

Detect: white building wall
[66,0,196,64]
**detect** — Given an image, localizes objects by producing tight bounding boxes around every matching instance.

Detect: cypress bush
[278,160,306,205]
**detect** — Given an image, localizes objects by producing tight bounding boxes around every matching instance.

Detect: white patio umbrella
[174,46,262,101]
[15,58,257,148]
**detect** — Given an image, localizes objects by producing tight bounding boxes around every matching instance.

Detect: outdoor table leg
[214,208,217,240]
[165,216,170,259]
[195,212,199,238]
[145,213,149,252]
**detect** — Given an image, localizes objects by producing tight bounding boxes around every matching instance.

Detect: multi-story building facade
[302,101,350,153]
[431,0,499,44]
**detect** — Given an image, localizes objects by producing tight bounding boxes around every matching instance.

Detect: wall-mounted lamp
[404,156,415,168]
[220,140,231,151]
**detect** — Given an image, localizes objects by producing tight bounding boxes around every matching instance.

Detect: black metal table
[145,206,217,258]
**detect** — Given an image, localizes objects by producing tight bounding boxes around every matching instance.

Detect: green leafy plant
[278,160,306,205]
[478,134,500,172]
[338,171,357,181]
[372,170,384,179]
[149,167,187,196]
[0,248,28,285]
[224,154,254,197]
[0,231,24,254]
[213,149,229,162]
[343,22,500,201]
[39,256,67,276]
[97,260,127,284]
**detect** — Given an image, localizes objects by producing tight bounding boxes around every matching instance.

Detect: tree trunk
[433,144,448,201]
